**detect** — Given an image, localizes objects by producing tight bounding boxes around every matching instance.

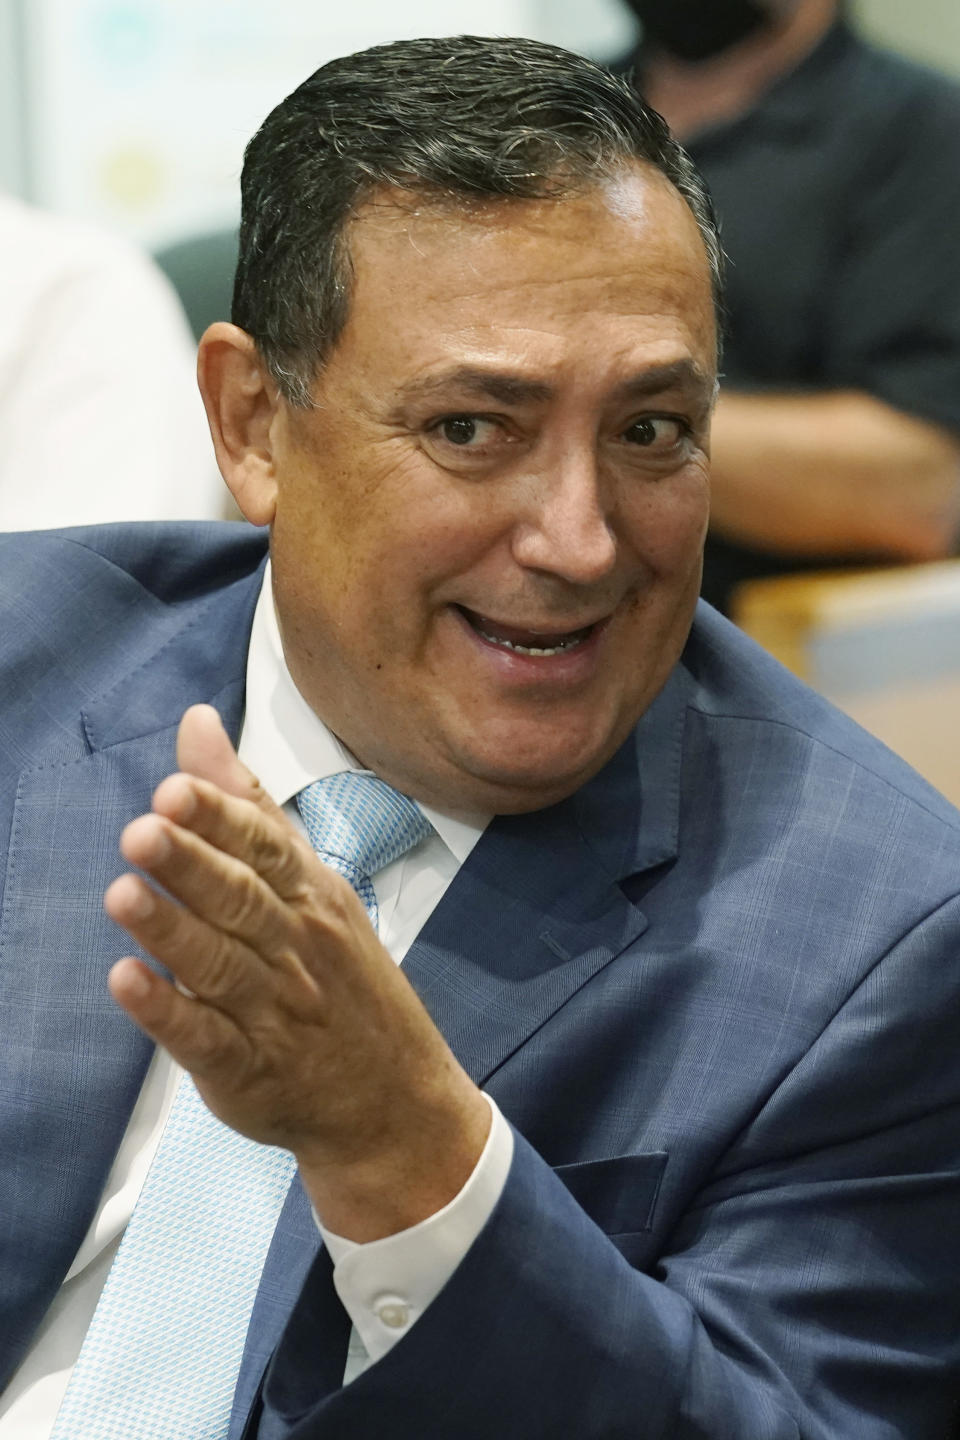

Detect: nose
[510,451,618,586]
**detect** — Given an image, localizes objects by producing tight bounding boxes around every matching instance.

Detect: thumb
[175,705,285,823]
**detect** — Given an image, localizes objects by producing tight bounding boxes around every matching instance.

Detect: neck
[640,0,838,141]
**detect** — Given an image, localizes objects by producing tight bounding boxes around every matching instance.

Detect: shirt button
[374,1296,411,1329]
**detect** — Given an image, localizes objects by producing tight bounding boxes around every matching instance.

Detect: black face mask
[628,0,772,62]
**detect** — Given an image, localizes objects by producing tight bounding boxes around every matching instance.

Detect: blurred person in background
[0,192,223,529]
[616,0,960,613]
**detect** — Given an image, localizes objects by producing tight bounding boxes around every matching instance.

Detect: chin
[454,738,620,813]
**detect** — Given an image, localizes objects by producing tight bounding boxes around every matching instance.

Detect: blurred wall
[0,0,26,194]
[853,0,960,76]
[529,0,634,59]
[3,0,555,246]
[2,0,959,242]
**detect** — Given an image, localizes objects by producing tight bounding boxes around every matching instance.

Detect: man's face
[265,165,715,815]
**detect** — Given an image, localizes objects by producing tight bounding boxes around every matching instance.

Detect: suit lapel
[0,561,261,1386]
[403,663,690,1087]
[403,800,648,1087]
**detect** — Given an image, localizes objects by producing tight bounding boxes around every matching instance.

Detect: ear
[197,323,280,526]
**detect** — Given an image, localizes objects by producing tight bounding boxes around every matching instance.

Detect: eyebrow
[398,359,716,409]
[400,368,554,407]
[612,360,718,405]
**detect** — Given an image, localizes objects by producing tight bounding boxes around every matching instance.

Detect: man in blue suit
[1,35,959,1440]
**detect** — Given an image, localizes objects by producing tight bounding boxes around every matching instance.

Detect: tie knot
[296,772,432,897]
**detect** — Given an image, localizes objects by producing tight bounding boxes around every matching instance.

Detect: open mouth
[456,605,600,657]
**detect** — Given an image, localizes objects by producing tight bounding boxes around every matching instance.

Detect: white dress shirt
[0,563,514,1435]
[0,193,223,530]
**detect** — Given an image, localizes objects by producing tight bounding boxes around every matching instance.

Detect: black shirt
[621,23,960,611]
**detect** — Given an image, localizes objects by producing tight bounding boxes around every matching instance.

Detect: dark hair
[233,34,723,407]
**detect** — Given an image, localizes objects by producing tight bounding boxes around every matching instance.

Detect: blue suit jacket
[2,523,959,1439]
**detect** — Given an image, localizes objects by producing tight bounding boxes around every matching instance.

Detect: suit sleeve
[257,893,960,1439]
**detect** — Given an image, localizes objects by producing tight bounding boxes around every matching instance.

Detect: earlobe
[197,322,279,526]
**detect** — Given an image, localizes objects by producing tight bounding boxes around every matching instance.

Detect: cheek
[622,470,710,574]
[390,486,514,594]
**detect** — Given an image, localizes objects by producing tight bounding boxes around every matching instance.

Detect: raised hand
[104,704,490,1241]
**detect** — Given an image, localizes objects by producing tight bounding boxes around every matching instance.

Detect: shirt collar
[237,562,487,865]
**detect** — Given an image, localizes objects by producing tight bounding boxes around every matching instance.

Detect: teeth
[477,630,587,657]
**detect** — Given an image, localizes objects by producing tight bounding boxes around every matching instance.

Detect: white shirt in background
[0,193,223,530]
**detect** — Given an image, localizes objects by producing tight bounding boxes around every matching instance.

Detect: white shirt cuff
[318,1094,514,1372]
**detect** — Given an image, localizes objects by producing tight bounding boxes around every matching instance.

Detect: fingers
[107,702,372,1020]
[108,955,242,1081]
[116,807,368,990]
[119,809,300,949]
[176,704,252,796]
[158,708,319,905]
[104,716,483,1178]
[147,772,316,907]
[104,871,287,1010]
[176,705,288,827]
[155,708,324,900]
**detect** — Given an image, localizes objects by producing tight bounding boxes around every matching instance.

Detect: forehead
[331,165,717,388]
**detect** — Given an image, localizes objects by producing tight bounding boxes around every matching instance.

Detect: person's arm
[707,387,960,558]
[706,56,960,570]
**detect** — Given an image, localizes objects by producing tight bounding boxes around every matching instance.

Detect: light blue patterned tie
[52,770,431,1439]
[51,1079,297,1440]
[296,770,432,931]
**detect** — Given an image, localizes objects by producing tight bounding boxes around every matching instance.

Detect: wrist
[299,1081,492,1242]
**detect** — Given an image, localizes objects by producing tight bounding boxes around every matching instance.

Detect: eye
[433,415,501,447]
[623,416,687,449]
[422,413,512,472]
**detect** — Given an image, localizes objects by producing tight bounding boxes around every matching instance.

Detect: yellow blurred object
[732,562,960,805]
[99,145,167,212]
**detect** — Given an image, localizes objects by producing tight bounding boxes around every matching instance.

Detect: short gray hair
[233,35,724,407]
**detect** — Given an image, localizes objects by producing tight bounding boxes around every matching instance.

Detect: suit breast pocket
[553,1151,668,1264]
